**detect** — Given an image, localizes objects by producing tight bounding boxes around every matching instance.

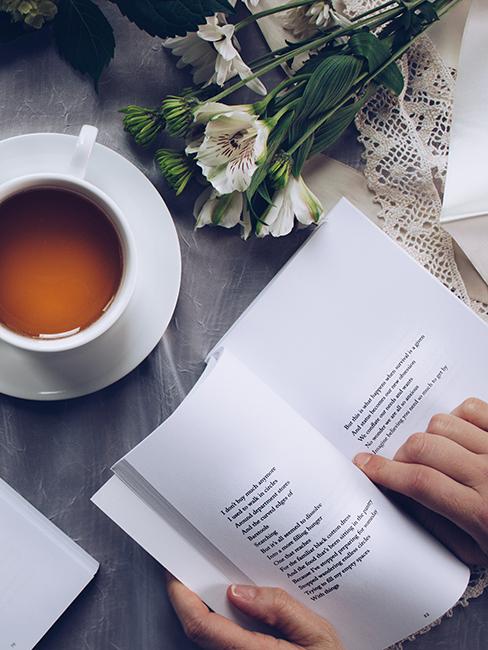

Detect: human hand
[166,572,345,650]
[354,397,488,566]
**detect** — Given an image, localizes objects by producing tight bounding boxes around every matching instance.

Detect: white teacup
[0,125,138,353]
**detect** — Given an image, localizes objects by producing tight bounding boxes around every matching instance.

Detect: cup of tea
[0,125,138,353]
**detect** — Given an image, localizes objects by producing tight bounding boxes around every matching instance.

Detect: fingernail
[230,585,257,601]
[354,453,372,469]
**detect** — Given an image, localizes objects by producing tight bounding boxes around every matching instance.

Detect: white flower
[194,188,250,238]
[163,32,217,85]
[285,1,350,40]
[186,108,269,195]
[257,176,325,238]
[193,101,255,124]
[164,14,266,95]
[198,16,266,95]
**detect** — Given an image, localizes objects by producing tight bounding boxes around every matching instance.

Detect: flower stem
[245,0,422,71]
[286,0,462,155]
[209,0,433,106]
[235,0,318,32]
[208,1,404,104]
[255,74,309,113]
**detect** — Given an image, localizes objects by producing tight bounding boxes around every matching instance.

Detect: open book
[1,478,98,650]
[93,199,488,650]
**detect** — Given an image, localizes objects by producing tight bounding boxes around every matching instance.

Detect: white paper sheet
[216,200,488,459]
[441,0,488,283]
[0,478,98,650]
[114,349,469,650]
[94,200,487,649]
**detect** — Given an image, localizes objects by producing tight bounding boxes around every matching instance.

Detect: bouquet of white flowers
[122,0,460,238]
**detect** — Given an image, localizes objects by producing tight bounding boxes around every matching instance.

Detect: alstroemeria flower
[198,16,266,95]
[285,0,350,40]
[164,14,266,95]
[163,32,217,85]
[192,102,255,125]
[257,176,325,237]
[194,188,250,236]
[186,109,269,195]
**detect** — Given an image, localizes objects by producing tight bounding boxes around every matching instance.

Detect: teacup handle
[69,125,99,179]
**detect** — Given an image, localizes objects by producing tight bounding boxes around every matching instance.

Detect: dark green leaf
[0,11,28,42]
[310,89,373,157]
[298,55,362,121]
[113,0,234,38]
[247,112,294,200]
[54,0,115,86]
[256,181,274,206]
[350,31,403,96]
[292,135,314,177]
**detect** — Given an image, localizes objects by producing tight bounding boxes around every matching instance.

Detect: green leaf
[112,0,234,38]
[256,181,274,206]
[0,11,27,42]
[247,112,294,200]
[54,0,115,86]
[310,89,373,157]
[298,55,362,121]
[292,135,314,177]
[350,31,404,96]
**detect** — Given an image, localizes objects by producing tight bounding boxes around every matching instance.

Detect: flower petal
[218,192,243,228]
[231,56,267,96]
[194,187,216,228]
[290,176,325,225]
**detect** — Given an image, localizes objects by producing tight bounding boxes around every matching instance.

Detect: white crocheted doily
[344,0,488,322]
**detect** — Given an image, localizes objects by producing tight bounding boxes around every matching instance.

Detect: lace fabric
[345,0,488,318]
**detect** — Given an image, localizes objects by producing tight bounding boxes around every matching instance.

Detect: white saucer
[0,133,181,401]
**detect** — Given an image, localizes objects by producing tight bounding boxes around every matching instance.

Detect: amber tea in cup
[0,187,123,340]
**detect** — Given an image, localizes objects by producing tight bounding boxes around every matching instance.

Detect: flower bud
[155,149,194,196]
[161,95,197,138]
[269,152,292,189]
[120,105,164,146]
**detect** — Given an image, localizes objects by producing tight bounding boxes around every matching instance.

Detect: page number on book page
[423,612,431,619]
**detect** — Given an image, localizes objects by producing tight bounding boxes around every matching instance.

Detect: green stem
[206,0,451,109]
[268,99,300,128]
[208,1,406,104]
[245,0,419,70]
[235,0,318,32]
[255,74,309,112]
[287,0,461,155]
[251,0,424,70]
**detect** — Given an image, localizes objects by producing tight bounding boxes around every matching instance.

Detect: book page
[115,350,469,650]
[92,476,252,625]
[215,199,488,459]
[0,478,98,650]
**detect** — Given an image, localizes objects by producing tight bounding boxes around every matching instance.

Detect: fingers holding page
[452,398,488,434]
[427,412,488,455]
[166,573,278,650]
[393,432,484,486]
[228,584,345,649]
[353,453,480,536]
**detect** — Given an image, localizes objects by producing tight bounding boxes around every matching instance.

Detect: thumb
[227,585,344,649]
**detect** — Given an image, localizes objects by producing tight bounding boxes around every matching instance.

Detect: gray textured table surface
[0,5,487,650]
